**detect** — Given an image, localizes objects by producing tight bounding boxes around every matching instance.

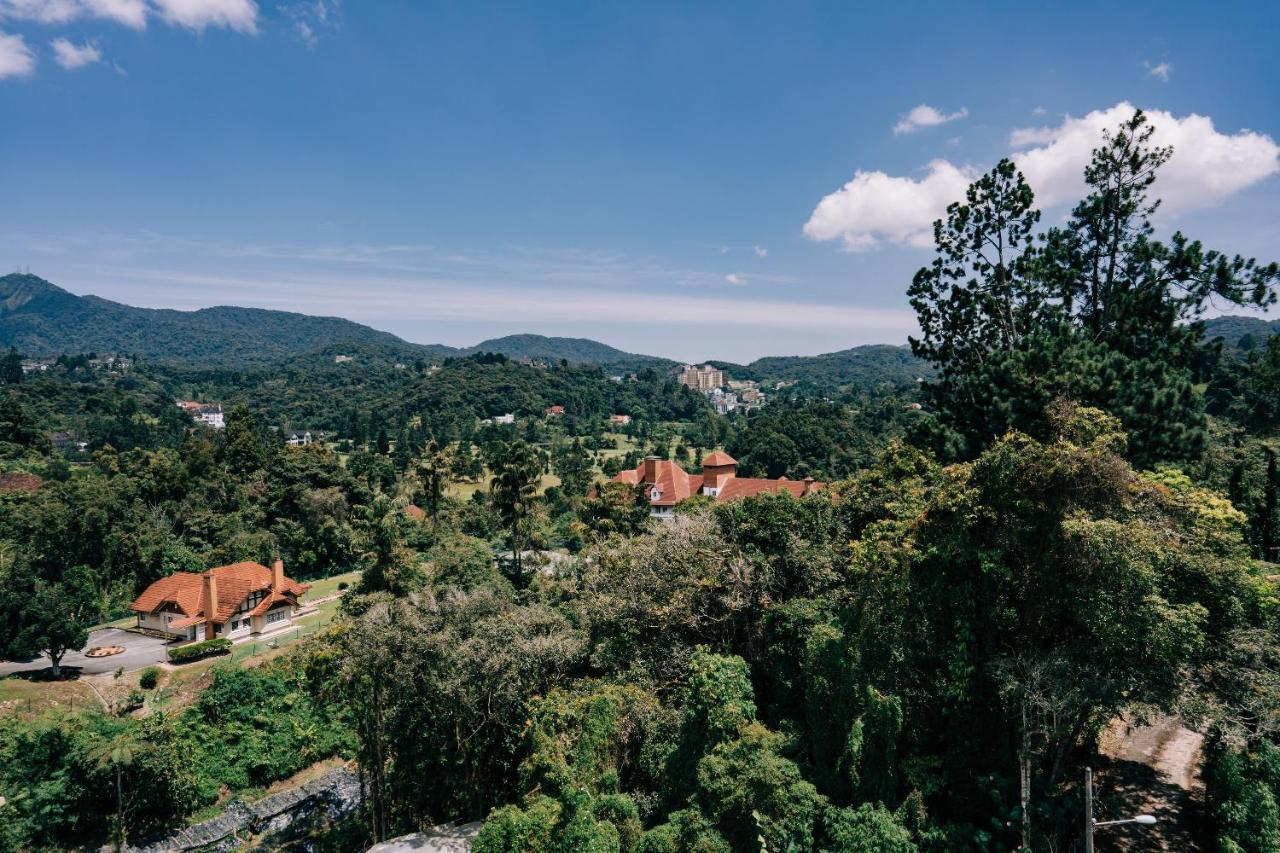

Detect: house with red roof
[129,559,311,642]
[612,451,821,518]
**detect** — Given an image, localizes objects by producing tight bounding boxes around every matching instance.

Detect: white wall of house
[137,611,192,638]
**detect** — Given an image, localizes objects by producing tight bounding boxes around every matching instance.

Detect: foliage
[167,637,232,663]
[908,110,1279,467]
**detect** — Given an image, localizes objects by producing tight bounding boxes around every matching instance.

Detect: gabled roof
[129,562,310,624]
[701,451,737,467]
[611,459,822,507]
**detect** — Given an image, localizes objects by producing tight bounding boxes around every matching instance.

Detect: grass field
[0,675,99,720]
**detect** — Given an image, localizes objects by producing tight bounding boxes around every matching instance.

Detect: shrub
[117,689,145,715]
[139,667,161,689]
[337,581,349,591]
[168,638,232,664]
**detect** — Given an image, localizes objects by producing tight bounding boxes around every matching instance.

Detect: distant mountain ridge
[16,273,1266,390]
[0,274,667,370]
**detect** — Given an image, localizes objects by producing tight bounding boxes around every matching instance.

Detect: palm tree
[92,732,139,852]
[489,440,544,585]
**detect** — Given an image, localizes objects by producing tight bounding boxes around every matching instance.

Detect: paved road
[1098,714,1205,851]
[0,628,172,677]
[366,823,482,852]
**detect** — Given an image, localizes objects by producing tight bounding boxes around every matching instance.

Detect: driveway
[0,628,172,677]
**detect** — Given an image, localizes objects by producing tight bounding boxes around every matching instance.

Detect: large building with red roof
[129,559,311,642]
[613,451,821,518]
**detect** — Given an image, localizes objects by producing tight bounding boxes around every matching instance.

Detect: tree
[908,110,1280,465]
[2,346,21,384]
[221,404,271,473]
[490,440,545,585]
[553,438,593,501]
[0,564,96,678]
[908,158,1045,379]
[415,439,452,536]
[353,496,424,596]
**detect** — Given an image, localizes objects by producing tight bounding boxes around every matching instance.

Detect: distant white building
[493,413,515,425]
[286,430,314,447]
[178,402,225,429]
[334,355,354,364]
[709,389,738,415]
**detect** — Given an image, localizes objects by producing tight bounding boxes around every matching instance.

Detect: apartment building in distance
[678,364,724,391]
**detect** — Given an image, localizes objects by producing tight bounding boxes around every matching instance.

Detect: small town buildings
[612,451,822,519]
[546,405,565,417]
[129,559,311,642]
[493,413,515,425]
[178,402,225,429]
[709,389,738,415]
[334,355,354,364]
[679,364,725,391]
[20,358,54,374]
[609,414,632,426]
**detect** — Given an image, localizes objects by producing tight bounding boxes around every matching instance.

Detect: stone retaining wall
[107,766,362,853]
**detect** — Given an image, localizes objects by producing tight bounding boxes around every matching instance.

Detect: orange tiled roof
[611,458,822,507]
[129,562,311,624]
[405,504,426,521]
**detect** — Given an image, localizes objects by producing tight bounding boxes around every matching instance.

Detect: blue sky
[1,1,1278,362]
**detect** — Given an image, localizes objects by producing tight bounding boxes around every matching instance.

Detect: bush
[139,667,161,689]
[117,689,145,715]
[168,638,232,664]
[337,581,349,590]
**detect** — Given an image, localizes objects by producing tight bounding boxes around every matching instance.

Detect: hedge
[168,637,233,663]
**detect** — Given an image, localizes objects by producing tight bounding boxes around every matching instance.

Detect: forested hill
[460,334,674,373]
[0,273,446,365]
[0,275,666,371]
[1202,314,1280,349]
[707,344,932,391]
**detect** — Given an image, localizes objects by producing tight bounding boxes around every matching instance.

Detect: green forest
[5,110,1280,852]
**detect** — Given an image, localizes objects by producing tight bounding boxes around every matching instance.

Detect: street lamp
[1084,767,1157,852]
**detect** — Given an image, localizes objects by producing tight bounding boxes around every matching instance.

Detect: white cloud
[283,0,338,49]
[51,37,101,68]
[1032,105,1047,116]
[806,102,1280,251]
[753,245,768,258]
[893,104,968,135]
[0,0,145,28]
[152,0,258,33]
[802,159,974,251]
[0,30,34,77]
[1011,102,1279,213]
[724,273,744,285]
[1146,61,1173,82]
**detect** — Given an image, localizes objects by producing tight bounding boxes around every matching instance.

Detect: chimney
[202,571,218,641]
[272,557,284,594]
[802,476,816,497]
[643,455,660,483]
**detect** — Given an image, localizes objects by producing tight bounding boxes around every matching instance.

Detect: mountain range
[5,273,1273,391]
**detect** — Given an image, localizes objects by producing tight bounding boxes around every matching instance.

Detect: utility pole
[1084,766,1094,853]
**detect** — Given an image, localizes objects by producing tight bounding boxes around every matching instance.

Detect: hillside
[0,274,443,365]
[1202,315,1280,349]
[708,345,931,391]
[2,273,928,387]
[462,334,674,373]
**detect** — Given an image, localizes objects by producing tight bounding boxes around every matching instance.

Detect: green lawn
[303,570,362,601]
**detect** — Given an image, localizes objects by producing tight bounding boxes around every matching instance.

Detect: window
[266,609,288,625]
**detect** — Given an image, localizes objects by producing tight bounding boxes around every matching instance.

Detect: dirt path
[1096,714,1206,851]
